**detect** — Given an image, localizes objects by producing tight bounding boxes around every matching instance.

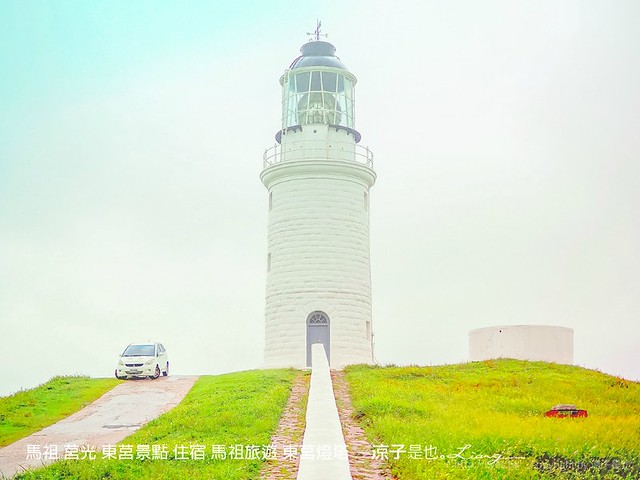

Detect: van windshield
[123,345,155,356]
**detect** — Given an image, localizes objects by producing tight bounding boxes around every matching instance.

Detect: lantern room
[280,41,356,131]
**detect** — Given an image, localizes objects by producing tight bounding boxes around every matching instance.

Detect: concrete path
[297,344,351,480]
[0,375,198,479]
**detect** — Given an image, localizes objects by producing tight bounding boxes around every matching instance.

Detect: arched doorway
[306,311,330,367]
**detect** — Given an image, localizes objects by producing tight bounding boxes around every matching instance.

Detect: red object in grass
[544,404,588,418]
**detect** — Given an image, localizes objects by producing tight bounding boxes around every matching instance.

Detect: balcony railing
[263,142,374,169]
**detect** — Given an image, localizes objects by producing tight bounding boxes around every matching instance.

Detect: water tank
[469,325,573,364]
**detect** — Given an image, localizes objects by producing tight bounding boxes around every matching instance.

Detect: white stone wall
[469,325,574,364]
[261,126,376,368]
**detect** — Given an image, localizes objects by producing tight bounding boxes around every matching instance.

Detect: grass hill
[0,376,120,448]
[345,360,640,479]
[3,361,639,479]
[11,370,298,480]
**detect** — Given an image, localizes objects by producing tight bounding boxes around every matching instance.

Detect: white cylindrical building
[261,39,376,368]
[469,325,574,364]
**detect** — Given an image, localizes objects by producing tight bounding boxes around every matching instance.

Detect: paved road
[0,375,198,479]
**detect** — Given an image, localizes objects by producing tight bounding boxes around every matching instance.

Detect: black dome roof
[289,41,349,71]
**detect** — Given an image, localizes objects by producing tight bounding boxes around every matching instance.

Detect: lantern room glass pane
[310,71,321,91]
[295,72,310,91]
[322,72,338,92]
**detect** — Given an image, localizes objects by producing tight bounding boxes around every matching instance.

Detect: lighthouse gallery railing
[263,142,374,169]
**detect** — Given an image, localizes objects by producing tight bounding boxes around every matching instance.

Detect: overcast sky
[1,1,639,397]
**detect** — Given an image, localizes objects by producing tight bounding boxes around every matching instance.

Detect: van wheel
[152,365,160,379]
[163,362,169,377]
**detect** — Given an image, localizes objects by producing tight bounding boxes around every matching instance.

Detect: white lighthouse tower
[261,31,376,368]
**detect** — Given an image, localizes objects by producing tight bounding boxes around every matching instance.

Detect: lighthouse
[261,30,376,369]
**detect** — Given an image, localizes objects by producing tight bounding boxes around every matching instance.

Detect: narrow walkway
[297,344,351,479]
[0,376,198,479]
[332,371,393,480]
[290,347,392,480]
[259,373,309,479]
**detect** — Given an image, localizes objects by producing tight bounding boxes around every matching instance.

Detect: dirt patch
[259,372,309,480]
[332,370,394,480]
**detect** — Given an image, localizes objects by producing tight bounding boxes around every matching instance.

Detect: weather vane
[307,19,328,41]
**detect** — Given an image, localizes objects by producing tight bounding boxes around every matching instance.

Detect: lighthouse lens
[297,92,341,125]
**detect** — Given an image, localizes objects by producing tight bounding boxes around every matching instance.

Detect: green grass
[15,369,298,480]
[0,376,120,447]
[345,360,640,480]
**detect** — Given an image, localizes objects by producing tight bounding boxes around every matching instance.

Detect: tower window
[364,191,368,211]
[267,252,271,272]
[308,311,330,325]
[269,192,273,211]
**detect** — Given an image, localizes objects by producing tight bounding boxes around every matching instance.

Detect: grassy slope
[345,360,640,480]
[16,369,298,480]
[0,376,120,447]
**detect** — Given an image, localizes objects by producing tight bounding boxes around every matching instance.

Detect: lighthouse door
[306,311,330,367]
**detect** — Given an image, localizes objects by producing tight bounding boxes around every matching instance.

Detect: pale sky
[1,1,639,397]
